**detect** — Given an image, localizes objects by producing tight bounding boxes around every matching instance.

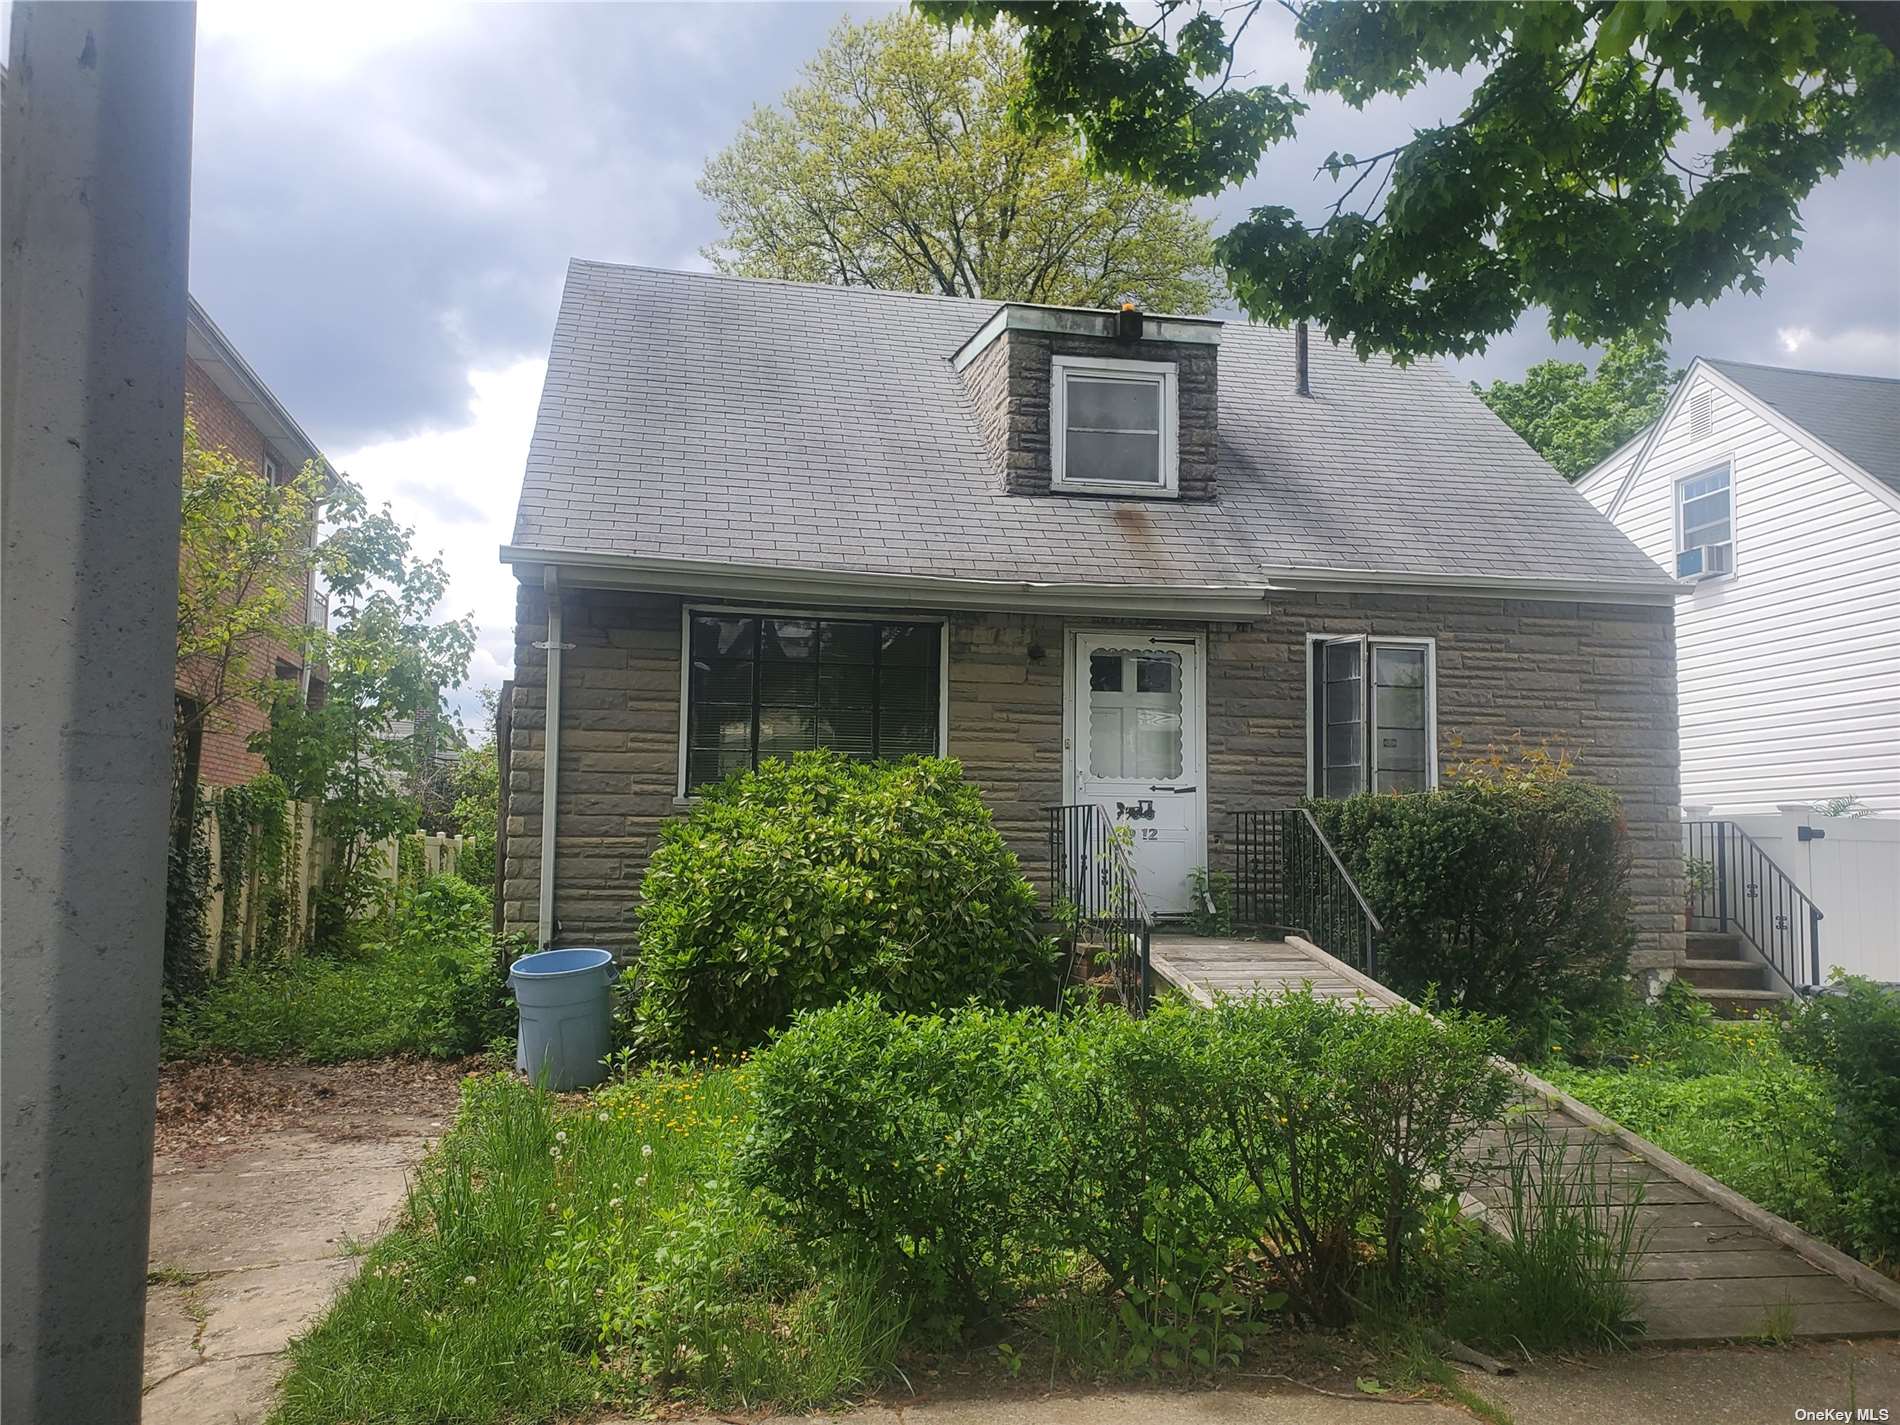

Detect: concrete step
[1676,957,1770,992]
[1685,930,1748,960]
[1686,986,1793,1020]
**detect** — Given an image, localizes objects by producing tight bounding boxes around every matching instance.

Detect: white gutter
[536,567,565,946]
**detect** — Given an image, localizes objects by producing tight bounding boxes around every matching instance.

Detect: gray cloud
[190,0,1897,458]
[190,2,882,451]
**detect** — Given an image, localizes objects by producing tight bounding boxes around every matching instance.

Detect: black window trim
[1303,632,1438,798]
[676,603,950,801]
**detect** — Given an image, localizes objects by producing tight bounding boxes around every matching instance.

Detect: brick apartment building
[179,298,329,788]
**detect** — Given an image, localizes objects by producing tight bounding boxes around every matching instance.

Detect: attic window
[1050,355,1178,497]
[1676,465,1733,580]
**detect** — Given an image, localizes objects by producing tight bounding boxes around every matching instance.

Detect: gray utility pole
[2,4,197,1421]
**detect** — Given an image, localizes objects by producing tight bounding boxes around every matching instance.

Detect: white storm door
[1071,633,1205,915]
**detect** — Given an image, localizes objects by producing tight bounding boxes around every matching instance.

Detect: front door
[1070,632,1205,916]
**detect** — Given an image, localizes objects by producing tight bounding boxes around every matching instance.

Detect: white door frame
[1062,628,1209,915]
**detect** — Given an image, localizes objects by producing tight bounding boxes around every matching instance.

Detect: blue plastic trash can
[510,948,616,1091]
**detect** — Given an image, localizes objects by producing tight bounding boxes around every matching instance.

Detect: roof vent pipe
[1294,320,1312,398]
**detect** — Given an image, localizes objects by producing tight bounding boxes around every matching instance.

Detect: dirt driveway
[142,1059,470,1424]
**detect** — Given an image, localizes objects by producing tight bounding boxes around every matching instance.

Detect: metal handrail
[1046,803,1153,1014]
[1229,807,1383,978]
[1298,807,1383,934]
[1682,819,1824,994]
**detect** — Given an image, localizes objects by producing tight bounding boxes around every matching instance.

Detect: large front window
[1310,637,1435,796]
[1051,354,1178,496]
[683,612,941,794]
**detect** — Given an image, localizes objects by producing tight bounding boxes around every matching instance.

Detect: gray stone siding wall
[958,328,1219,499]
[1204,594,1684,972]
[502,585,684,951]
[506,586,1682,969]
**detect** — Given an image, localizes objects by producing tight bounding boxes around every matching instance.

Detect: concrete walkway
[142,1076,458,1424]
[1151,934,1900,1345]
[665,1339,1900,1424]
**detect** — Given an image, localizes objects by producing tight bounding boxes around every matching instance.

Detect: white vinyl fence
[1688,805,1900,985]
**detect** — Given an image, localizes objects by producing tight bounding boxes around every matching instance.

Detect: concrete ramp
[1150,934,1900,1344]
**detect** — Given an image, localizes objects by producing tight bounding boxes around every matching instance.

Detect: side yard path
[1152,935,1900,1345]
[143,1060,470,1424]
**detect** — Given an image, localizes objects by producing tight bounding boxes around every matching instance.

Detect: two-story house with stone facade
[179,297,330,788]
[499,261,1687,977]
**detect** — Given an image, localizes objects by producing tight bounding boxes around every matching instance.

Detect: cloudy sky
[181,1,1900,721]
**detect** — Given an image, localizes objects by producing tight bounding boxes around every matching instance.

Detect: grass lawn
[1538,1003,1843,1245]
[163,878,509,1064]
[272,1062,901,1424]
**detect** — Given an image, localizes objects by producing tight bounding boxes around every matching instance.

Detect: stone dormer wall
[956,306,1221,500]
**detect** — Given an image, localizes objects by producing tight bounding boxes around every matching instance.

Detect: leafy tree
[447,690,500,892]
[701,13,1220,311]
[1475,336,1681,478]
[173,416,325,830]
[256,487,475,946]
[926,1,1900,360]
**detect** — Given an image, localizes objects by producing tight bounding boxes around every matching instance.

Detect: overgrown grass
[163,876,510,1063]
[1538,992,1842,1240]
[272,1064,899,1425]
[276,1000,1657,1422]
[1448,1124,1649,1353]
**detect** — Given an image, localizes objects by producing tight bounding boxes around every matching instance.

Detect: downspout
[537,567,564,946]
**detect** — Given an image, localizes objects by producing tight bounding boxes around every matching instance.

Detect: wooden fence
[195,798,468,973]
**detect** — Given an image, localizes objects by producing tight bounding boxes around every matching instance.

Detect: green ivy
[212,775,295,969]
[163,809,212,1003]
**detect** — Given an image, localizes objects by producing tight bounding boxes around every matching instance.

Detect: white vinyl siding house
[1577,361,1900,817]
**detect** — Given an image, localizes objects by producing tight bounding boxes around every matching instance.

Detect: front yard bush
[1784,976,1900,1265]
[634,751,1055,1056]
[741,993,1511,1337]
[738,995,1047,1333]
[1311,761,1633,1052]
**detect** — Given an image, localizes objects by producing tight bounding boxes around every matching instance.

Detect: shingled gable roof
[1704,359,1900,498]
[504,260,1677,604]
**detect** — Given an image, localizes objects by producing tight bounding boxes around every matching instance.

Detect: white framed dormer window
[1676,464,1734,580]
[1307,635,1437,797]
[1050,354,1178,496]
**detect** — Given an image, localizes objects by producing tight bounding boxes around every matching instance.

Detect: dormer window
[1051,354,1178,497]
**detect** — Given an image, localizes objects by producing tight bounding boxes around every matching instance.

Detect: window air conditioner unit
[1677,543,1732,580]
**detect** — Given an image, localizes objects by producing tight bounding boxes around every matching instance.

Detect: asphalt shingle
[509,261,1670,590]
[1705,359,1900,497]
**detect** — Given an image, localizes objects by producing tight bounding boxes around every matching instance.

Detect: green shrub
[743,992,1511,1337]
[1784,976,1900,1264]
[1037,994,1508,1325]
[737,995,1046,1331]
[635,751,1055,1056]
[162,875,508,1062]
[1310,765,1633,1052]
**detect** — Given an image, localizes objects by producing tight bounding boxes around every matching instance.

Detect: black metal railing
[1046,803,1153,1013]
[1229,808,1383,977]
[1682,819,1823,993]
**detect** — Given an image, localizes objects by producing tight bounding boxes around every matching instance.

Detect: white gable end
[1602,364,1900,815]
